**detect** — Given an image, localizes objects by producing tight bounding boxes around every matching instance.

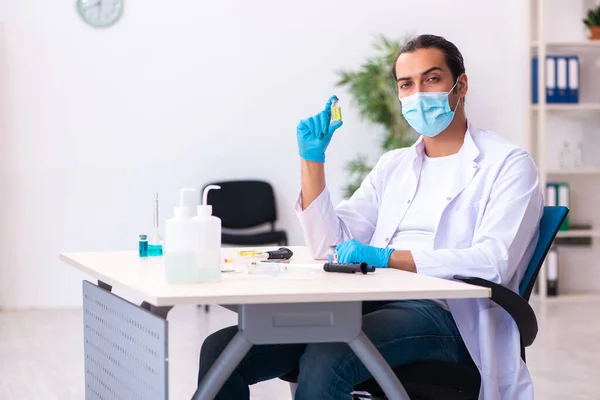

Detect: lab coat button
[384,237,389,242]
[446,197,452,201]
[406,199,411,204]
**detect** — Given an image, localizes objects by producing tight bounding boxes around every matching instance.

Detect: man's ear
[457,74,469,98]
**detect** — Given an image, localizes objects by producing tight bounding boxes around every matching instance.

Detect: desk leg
[348,332,410,400]
[225,302,409,400]
[192,331,253,400]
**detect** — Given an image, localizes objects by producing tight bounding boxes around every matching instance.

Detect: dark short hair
[392,34,465,83]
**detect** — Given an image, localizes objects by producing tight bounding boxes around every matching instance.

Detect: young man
[199,34,542,400]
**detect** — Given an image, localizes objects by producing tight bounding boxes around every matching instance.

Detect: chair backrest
[204,180,278,229]
[519,206,569,300]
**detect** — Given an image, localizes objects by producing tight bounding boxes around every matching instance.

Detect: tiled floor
[0,298,598,399]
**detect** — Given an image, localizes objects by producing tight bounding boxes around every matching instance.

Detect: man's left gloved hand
[296,95,343,162]
[336,239,394,268]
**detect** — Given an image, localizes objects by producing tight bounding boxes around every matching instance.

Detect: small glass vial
[139,234,148,258]
[328,245,338,264]
[331,97,342,122]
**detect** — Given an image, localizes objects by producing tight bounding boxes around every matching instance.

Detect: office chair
[205,180,288,246]
[279,206,569,400]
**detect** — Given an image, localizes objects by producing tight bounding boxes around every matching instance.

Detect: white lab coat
[295,123,543,400]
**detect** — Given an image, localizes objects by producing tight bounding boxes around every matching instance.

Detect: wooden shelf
[529,0,600,302]
[547,167,600,175]
[531,40,600,48]
[531,103,600,111]
[556,229,600,238]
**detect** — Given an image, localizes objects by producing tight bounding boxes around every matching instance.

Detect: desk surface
[60,246,490,306]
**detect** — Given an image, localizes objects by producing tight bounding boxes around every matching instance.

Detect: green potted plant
[583,6,600,40]
[335,35,417,198]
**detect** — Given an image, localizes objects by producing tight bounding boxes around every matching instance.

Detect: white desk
[60,246,490,400]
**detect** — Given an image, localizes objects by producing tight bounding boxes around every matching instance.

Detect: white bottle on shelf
[191,185,222,282]
[573,141,584,168]
[559,141,573,169]
[165,188,200,284]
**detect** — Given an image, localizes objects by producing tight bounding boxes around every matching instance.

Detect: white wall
[0,0,530,309]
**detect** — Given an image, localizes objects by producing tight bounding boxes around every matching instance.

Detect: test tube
[149,193,163,257]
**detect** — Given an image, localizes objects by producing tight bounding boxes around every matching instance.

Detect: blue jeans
[198,300,474,400]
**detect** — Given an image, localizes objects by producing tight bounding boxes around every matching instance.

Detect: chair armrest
[453,275,538,347]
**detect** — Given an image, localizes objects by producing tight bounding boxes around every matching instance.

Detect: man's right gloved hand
[296,95,343,162]
[337,239,394,268]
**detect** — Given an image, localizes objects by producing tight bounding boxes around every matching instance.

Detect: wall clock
[76,0,124,28]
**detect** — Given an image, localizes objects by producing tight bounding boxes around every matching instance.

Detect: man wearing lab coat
[198,34,542,400]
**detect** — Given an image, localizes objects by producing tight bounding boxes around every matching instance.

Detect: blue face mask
[399,81,460,137]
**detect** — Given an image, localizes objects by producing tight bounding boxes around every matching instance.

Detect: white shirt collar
[410,121,480,162]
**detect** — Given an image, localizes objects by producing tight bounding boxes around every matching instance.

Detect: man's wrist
[388,250,417,273]
[301,157,325,166]
[300,151,325,163]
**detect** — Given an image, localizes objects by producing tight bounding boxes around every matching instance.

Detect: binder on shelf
[547,248,559,297]
[532,57,538,104]
[531,55,577,104]
[557,182,570,231]
[546,56,556,103]
[547,182,569,230]
[546,183,557,207]
[567,56,580,103]
[556,56,568,103]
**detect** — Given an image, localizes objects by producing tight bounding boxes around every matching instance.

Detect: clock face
[76,0,124,28]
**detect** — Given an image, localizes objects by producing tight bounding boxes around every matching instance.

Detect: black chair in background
[205,180,288,246]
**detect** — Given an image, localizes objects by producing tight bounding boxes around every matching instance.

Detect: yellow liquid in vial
[331,107,342,121]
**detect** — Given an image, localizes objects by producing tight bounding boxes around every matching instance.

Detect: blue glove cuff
[375,248,395,268]
[299,150,325,163]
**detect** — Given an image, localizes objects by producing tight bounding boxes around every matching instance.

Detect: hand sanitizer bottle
[165,188,199,284]
[191,185,222,282]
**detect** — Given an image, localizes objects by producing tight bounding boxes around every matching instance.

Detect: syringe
[237,247,294,260]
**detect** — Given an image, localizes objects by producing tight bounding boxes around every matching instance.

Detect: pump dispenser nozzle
[198,185,221,217]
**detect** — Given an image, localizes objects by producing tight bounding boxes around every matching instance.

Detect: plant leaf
[336,34,417,199]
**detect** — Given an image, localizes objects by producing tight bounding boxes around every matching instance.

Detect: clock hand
[83,0,101,11]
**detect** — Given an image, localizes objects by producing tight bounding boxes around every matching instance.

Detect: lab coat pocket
[446,203,480,248]
[478,305,517,379]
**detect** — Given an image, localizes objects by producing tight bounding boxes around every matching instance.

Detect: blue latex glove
[296,95,343,162]
[336,239,394,268]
